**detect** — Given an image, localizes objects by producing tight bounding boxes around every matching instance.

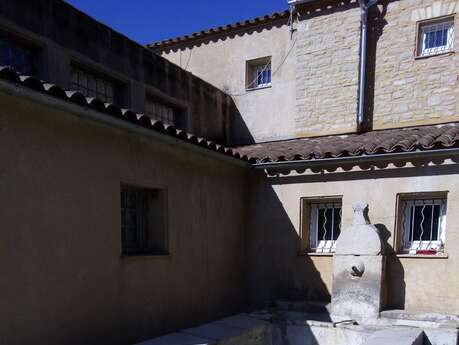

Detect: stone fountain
[331,202,385,321]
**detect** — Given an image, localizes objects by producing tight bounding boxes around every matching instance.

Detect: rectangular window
[145,96,186,129]
[399,195,447,255]
[121,185,168,256]
[418,17,454,57]
[246,57,272,90]
[301,198,342,253]
[0,34,36,75]
[71,65,121,104]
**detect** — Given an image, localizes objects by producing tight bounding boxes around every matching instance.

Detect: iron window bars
[71,66,117,104]
[145,97,177,126]
[254,62,272,88]
[121,186,149,254]
[0,35,35,75]
[309,202,342,253]
[400,198,447,254]
[418,18,454,57]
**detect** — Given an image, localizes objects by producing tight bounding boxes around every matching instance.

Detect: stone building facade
[154,0,459,140]
[1,0,459,344]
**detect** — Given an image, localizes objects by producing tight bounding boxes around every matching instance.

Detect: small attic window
[246,57,271,90]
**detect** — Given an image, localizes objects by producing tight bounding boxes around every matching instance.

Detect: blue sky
[64,0,288,45]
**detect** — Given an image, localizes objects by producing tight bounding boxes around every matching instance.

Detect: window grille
[121,187,148,254]
[418,18,454,57]
[71,66,118,104]
[0,35,35,75]
[246,57,272,89]
[400,198,447,254]
[145,97,177,125]
[121,186,168,256]
[255,63,271,88]
[309,202,342,253]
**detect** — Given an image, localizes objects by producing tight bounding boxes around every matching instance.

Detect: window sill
[396,253,448,259]
[121,253,171,259]
[246,85,272,92]
[298,251,334,257]
[414,50,455,60]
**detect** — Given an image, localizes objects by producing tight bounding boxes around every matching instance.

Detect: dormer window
[417,17,454,57]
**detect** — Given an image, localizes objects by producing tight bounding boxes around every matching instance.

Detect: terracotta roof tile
[148,10,290,50]
[234,124,459,163]
[0,66,249,163]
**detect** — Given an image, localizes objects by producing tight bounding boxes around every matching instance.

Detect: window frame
[120,184,169,257]
[415,16,455,58]
[144,93,187,129]
[69,58,129,106]
[395,192,448,255]
[0,31,40,76]
[300,196,343,254]
[246,56,272,90]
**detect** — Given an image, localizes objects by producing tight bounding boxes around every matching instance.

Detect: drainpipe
[357,0,378,130]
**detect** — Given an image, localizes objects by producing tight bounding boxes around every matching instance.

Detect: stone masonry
[371,0,459,129]
[295,1,361,137]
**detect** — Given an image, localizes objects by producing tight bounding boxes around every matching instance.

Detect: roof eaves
[0,66,251,167]
[148,10,290,50]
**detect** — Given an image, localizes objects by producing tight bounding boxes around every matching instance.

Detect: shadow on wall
[228,98,256,146]
[365,0,390,130]
[375,223,406,310]
[246,172,331,309]
[248,163,459,312]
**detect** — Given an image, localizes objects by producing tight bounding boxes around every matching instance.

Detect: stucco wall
[0,92,247,345]
[370,0,459,129]
[247,165,459,314]
[159,20,297,145]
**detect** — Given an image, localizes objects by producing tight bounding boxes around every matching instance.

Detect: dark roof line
[0,66,251,163]
[148,10,290,50]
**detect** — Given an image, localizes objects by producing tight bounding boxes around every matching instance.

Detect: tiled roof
[0,66,250,163]
[234,124,459,164]
[1,66,458,168]
[148,10,290,50]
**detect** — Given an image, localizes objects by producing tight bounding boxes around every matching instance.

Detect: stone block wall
[294,1,361,137]
[370,0,459,129]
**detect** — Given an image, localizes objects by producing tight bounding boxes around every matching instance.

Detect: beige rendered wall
[159,21,297,144]
[247,164,459,314]
[0,92,247,345]
[370,0,459,129]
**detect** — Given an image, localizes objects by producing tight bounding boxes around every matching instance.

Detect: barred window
[309,201,342,253]
[0,35,35,75]
[71,65,120,104]
[418,17,454,57]
[246,57,272,89]
[121,185,168,256]
[399,197,447,255]
[145,96,185,129]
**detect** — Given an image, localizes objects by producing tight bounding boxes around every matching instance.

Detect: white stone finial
[352,202,368,225]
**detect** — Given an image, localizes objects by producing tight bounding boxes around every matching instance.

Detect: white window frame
[309,202,342,253]
[246,57,272,90]
[418,17,454,57]
[400,198,447,254]
[254,63,271,88]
